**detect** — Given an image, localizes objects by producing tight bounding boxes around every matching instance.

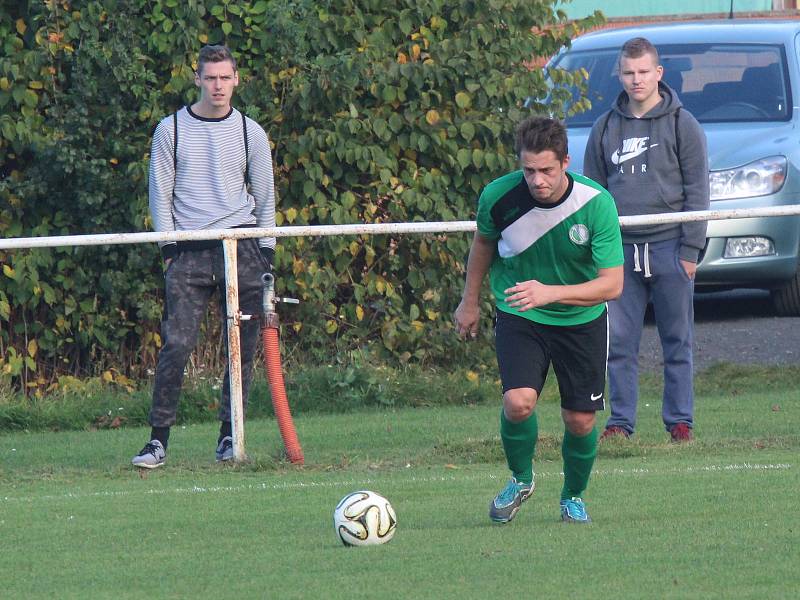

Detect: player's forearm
[548,267,623,306]
[460,233,495,305]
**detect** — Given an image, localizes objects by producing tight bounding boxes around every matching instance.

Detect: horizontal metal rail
[2,205,800,250]
[4,203,798,462]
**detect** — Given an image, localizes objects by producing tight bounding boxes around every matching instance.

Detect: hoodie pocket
[657,182,685,212]
[611,179,662,217]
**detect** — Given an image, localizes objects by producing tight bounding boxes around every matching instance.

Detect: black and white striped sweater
[148,106,276,259]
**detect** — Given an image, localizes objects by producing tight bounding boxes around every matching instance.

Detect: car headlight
[709,156,787,201]
[724,236,775,258]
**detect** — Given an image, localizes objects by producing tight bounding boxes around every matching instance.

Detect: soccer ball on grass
[333,490,397,547]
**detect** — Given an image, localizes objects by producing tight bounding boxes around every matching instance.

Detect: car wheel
[770,267,800,316]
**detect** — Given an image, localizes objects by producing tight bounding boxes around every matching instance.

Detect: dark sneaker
[600,425,630,441]
[560,497,591,523]
[216,436,234,462]
[132,440,166,469]
[670,423,693,443]
[489,477,535,523]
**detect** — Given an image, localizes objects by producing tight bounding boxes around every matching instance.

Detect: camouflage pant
[149,238,270,427]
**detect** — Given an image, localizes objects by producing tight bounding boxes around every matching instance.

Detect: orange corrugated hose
[262,325,304,464]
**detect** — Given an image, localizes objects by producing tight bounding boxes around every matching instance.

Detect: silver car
[547,20,800,315]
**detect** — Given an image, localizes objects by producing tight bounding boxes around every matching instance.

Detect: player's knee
[503,388,538,422]
[562,409,596,435]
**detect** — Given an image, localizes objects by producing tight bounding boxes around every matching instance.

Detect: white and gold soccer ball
[333,490,397,547]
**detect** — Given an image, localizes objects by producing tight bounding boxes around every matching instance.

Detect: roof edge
[590,9,800,33]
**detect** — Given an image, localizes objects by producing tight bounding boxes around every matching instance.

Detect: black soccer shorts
[494,309,608,412]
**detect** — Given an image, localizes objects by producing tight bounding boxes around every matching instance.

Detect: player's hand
[453,300,480,340]
[680,259,697,280]
[504,280,554,311]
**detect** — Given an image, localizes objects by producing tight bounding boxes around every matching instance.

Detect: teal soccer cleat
[489,477,535,523]
[560,497,591,523]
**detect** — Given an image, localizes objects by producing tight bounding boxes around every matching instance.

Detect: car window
[550,43,791,126]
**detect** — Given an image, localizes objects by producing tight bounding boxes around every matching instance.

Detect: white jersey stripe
[497,180,602,258]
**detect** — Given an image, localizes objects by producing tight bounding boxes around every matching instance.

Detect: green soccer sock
[500,408,538,485]
[561,427,598,501]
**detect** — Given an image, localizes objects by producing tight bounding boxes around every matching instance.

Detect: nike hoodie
[583,82,709,262]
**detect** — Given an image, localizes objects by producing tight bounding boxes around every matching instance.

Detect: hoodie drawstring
[632,243,652,278]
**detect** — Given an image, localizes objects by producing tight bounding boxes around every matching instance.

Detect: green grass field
[2,384,798,599]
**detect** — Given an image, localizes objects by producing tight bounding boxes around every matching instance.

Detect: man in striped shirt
[133,45,276,468]
[454,117,623,523]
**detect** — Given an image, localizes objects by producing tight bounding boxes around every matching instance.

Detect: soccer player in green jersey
[454,116,624,523]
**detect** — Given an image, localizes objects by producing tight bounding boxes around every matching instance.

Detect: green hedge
[0,0,602,392]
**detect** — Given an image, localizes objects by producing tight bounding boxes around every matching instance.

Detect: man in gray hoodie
[583,37,709,442]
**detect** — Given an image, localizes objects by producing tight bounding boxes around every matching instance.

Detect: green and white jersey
[477,171,623,326]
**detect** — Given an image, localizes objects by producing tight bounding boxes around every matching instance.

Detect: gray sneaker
[132,440,166,469]
[489,476,535,523]
[216,436,233,462]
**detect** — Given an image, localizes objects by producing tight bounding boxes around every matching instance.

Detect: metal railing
[3,205,800,250]
[3,204,800,460]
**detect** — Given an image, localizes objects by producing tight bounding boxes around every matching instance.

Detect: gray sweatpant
[606,238,695,434]
[149,238,269,428]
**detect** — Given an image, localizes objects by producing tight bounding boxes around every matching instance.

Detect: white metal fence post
[222,238,247,462]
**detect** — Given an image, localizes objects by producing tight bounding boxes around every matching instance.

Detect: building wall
[559,0,781,20]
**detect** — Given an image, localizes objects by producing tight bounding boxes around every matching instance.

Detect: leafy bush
[0,0,602,392]
[0,360,504,432]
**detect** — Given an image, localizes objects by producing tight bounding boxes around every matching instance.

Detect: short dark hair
[619,37,659,65]
[514,116,568,162]
[197,45,237,75]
